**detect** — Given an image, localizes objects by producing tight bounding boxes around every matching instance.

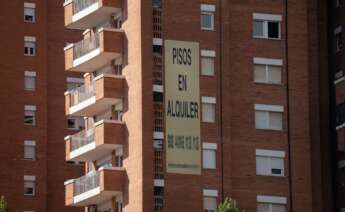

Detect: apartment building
[0,1,84,211]
[330,0,345,211]
[61,0,337,212]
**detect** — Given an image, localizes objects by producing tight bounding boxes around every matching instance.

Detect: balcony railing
[69,81,95,107]
[70,128,95,152]
[74,33,100,60]
[73,0,98,14]
[74,171,100,196]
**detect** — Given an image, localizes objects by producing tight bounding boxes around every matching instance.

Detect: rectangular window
[203,189,218,212]
[201,4,215,31]
[257,203,286,212]
[256,149,285,177]
[24,140,36,160]
[201,50,216,76]
[24,3,36,23]
[24,71,36,91]
[254,58,283,84]
[257,195,287,212]
[255,104,283,130]
[253,13,282,39]
[24,105,36,126]
[202,97,216,123]
[335,26,343,52]
[24,36,36,56]
[203,197,217,212]
[24,176,36,196]
[203,143,217,169]
[67,116,85,130]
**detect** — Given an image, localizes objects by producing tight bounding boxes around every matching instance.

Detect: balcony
[65,120,124,162]
[64,0,122,29]
[65,74,124,116]
[65,28,123,72]
[65,167,124,206]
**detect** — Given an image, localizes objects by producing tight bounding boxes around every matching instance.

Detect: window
[253,13,282,39]
[24,71,36,91]
[255,104,283,130]
[336,103,345,127]
[66,77,83,91]
[256,149,285,177]
[202,97,216,123]
[24,140,36,160]
[254,58,282,84]
[67,116,84,130]
[204,197,217,212]
[201,50,216,76]
[342,207,345,212]
[203,189,218,212]
[201,4,215,31]
[257,195,287,212]
[24,3,36,23]
[335,26,343,52]
[24,105,36,126]
[24,176,36,196]
[24,36,36,56]
[203,143,217,169]
[257,203,286,212]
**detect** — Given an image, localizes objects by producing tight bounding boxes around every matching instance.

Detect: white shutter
[255,111,268,129]
[269,112,283,130]
[257,203,270,212]
[203,149,216,169]
[267,65,282,84]
[202,103,216,123]
[201,57,215,76]
[254,64,267,83]
[272,204,286,212]
[24,145,36,160]
[256,156,270,176]
[270,157,284,176]
[253,20,264,37]
[203,197,217,212]
[25,76,36,91]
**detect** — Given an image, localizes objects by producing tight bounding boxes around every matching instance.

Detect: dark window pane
[268,21,280,38]
[336,103,345,126]
[271,168,282,175]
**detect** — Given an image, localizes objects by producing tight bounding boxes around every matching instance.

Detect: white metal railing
[73,0,98,14]
[74,33,100,60]
[70,128,95,151]
[69,81,95,106]
[74,171,100,196]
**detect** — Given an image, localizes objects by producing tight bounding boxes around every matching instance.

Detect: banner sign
[165,40,201,175]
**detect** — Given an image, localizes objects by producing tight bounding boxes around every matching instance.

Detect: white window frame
[257,195,287,212]
[24,2,36,23]
[201,50,216,76]
[24,71,36,91]
[203,189,218,212]
[24,140,36,160]
[253,57,283,84]
[203,143,217,169]
[255,104,284,130]
[256,149,285,177]
[24,105,37,126]
[201,4,215,31]
[24,175,36,196]
[24,36,36,56]
[253,13,282,40]
[202,96,216,123]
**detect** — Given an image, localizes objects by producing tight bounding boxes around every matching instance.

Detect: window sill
[255,128,287,133]
[253,36,282,41]
[201,28,216,32]
[254,82,284,87]
[256,174,286,178]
